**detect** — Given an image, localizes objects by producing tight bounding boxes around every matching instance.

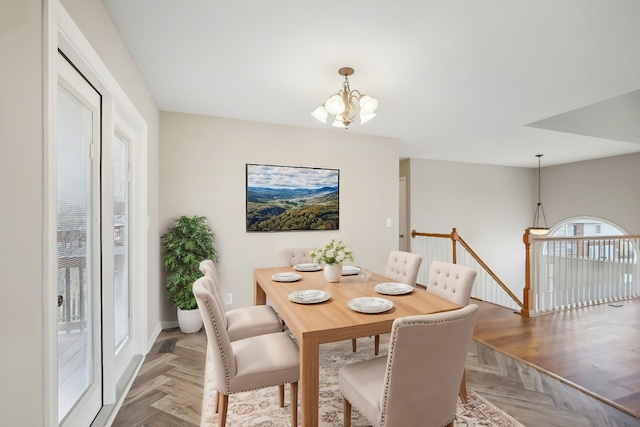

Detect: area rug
[201,336,523,426]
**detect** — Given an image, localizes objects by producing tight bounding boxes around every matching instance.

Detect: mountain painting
[246,164,340,232]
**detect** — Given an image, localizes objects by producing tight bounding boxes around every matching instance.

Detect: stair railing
[524,229,640,315]
[411,228,523,312]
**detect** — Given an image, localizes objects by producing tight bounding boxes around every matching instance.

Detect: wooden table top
[254,266,462,344]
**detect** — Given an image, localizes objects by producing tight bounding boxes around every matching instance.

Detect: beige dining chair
[198,260,284,414]
[426,260,477,403]
[278,247,315,266]
[199,260,282,341]
[339,304,479,427]
[194,276,299,427]
[354,250,423,355]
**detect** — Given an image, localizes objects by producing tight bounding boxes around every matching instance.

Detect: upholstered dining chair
[194,276,300,427]
[354,250,423,355]
[385,250,423,286]
[278,247,315,266]
[199,260,282,341]
[426,260,477,403]
[339,304,479,427]
[198,260,284,414]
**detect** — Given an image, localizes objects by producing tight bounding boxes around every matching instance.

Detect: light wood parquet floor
[112,298,640,427]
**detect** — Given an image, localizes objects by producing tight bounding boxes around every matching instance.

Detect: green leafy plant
[311,239,354,265]
[161,215,218,310]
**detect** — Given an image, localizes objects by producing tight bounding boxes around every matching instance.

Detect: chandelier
[311,67,378,129]
[529,154,550,235]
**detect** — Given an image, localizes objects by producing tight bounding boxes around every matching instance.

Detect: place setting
[292,262,322,272]
[347,296,394,314]
[288,289,331,304]
[271,272,302,282]
[374,282,414,295]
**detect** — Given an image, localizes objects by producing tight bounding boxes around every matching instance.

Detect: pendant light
[311,67,378,129]
[529,154,549,235]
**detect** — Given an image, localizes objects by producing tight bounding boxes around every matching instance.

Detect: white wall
[408,159,533,295]
[0,1,45,425]
[159,112,399,317]
[543,152,640,234]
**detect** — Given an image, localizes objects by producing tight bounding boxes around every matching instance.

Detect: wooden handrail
[412,228,524,310]
[456,233,523,309]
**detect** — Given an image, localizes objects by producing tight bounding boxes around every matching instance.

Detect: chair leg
[458,369,467,404]
[279,384,285,407]
[444,421,454,427]
[290,382,298,426]
[214,390,219,413]
[374,335,380,355]
[343,398,352,427]
[218,393,228,427]
[352,338,357,352]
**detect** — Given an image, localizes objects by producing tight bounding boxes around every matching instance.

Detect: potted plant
[161,215,218,333]
[311,239,354,282]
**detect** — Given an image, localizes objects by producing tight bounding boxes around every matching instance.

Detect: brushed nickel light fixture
[529,154,550,235]
[311,67,378,129]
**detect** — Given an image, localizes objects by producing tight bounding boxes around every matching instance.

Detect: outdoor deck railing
[58,255,86,332]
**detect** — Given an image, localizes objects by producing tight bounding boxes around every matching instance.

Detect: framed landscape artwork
[246,163,340,232]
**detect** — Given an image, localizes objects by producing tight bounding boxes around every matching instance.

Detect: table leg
[254,278,266,305]
[300,335,320,427]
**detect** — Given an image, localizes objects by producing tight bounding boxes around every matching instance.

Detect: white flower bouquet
[311,239,354,265]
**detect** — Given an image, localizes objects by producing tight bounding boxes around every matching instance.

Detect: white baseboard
[147,322,164,353]
[161,320,179,330]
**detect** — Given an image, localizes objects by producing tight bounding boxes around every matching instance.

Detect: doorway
[399,176,407,251]
[56,52,102,426]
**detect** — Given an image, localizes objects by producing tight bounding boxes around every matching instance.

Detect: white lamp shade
[529,227,550,235]
[359,95,378,115]
[360,112,376,124]
[331,118,346,128]
[325,94,346,115]
[311,105,328,123]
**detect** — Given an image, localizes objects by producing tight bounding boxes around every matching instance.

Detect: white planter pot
[324,264,342,282]
[177,307,203,333]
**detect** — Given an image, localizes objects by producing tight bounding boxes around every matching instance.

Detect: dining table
[254,265,462,427]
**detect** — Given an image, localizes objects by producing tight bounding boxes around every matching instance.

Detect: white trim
[147,323,164,353]
[43,1,58,425]
[45,2,149,425]
[160,321,179,332]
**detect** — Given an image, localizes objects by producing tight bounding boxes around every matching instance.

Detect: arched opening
[549,217,627,238]
[547,217,632,262]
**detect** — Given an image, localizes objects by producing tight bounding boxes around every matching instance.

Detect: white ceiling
[101,0,640,167]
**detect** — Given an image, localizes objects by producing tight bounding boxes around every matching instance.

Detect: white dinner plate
[347,297,394,314]
[272,272,302,282]
[288,289,331,304]
[293,263,322,272]
[374,282,414,296]
[341,265,360,276]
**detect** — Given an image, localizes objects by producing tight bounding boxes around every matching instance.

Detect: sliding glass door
[57,53,102,426]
